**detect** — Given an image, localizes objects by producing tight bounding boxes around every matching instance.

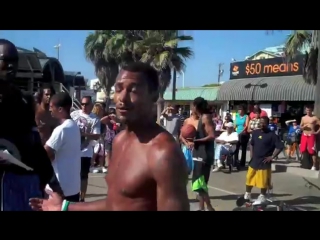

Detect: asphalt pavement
[85,151,320,211]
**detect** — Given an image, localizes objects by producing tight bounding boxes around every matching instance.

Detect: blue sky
[1,30,291,88]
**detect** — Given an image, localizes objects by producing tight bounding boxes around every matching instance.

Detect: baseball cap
[226,122,233,128]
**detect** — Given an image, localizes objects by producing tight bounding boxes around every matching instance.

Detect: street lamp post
[53,43,61,60]
[72,72,81,99]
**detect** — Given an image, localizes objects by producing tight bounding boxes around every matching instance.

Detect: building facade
[216,54,313,126]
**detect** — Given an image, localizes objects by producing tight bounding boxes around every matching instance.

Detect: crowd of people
[0,40,190,211]
[1,37,320,211]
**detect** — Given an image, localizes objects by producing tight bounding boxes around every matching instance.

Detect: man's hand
[29,190,62,211]
[263,156,273,163]
[187,142,194,150]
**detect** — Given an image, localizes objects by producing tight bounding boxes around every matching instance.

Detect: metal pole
[181,71,185,88]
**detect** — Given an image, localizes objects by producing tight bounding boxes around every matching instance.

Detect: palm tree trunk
[172,69,176,101]
[315,30,320,117]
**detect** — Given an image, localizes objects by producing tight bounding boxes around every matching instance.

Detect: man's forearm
[194,136,214,142]
[272,149,282,158]
[68,199,108,211]
[249,145,253,158]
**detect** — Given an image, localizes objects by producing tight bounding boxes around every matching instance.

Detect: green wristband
[62,200,70,211]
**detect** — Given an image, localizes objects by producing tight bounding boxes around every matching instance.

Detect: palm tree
[84,30,119,108]
[139,30,193,122]
[105,30,145,67]
[284,30,320,115]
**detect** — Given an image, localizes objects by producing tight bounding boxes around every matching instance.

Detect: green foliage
[84,30,194,100]
[284,30,318,85]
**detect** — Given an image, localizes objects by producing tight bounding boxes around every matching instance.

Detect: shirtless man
[300,105,320,170]
[35,85,58,145]
[29,62,190,211]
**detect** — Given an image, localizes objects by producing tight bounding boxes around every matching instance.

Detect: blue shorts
[2,172,43,211]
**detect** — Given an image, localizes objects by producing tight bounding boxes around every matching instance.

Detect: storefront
[163,87,224,117]
[216,54,315,123]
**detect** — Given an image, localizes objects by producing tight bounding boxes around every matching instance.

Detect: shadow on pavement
[275,196,320,211]
[189,193,292,203]
[88,184,106,189]
[86,193,107,198]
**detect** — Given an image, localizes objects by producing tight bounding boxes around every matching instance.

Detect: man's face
[42,89,52,105]
[49,100,60,118]
[226,127,233,134]
[81,97,92,114]
[114,70,153,123]
[306,107,312,115]
[260,118,267,129]
[0,44,18,81]
[293,121,297,126]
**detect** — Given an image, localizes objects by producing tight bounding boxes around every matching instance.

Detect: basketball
[181,124,196,140]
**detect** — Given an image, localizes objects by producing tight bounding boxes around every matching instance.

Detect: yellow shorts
[245,166,271,189]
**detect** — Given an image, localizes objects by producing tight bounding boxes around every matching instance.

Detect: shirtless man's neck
[126,118,155,133]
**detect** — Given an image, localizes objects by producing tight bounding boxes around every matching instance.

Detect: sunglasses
[81,103,90,106]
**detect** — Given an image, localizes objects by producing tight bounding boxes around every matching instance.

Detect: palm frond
[285,30,311,60]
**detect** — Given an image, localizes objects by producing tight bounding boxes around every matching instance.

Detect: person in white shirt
[71,96,100,202]
[212,122,239,172]
[44,92,81,202]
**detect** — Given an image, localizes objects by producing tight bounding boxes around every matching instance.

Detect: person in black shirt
[0,39,57,210]
[188,97,215,211]
[245,116,283,203]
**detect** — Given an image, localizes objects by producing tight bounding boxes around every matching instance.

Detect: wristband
[61,200,70,211]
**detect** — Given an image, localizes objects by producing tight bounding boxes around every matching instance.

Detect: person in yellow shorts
[245,116,283,203]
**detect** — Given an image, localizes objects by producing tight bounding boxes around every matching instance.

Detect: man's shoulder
[151,131,181,155]
[70,109,80,117]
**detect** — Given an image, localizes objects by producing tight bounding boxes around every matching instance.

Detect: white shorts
[94,143,107,156]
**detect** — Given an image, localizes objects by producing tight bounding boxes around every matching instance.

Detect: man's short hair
[82,96,92,102]
[51,92,72,112]
[122,62,159,98]
[0,39,18,60]
[305,104,314,110]
[193,97,209,114]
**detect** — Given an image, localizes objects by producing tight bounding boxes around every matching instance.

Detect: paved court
[86,168,320,211]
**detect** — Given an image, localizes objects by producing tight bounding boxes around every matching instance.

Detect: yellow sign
[245,62,299,76]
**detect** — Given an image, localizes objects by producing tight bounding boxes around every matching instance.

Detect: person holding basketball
[245,117,283,203]
[181,97,215,211]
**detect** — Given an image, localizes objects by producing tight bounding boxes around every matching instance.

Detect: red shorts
[300,134,316,155]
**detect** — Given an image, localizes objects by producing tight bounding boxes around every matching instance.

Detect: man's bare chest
[106,148,153,198]
[37,111,56,127]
